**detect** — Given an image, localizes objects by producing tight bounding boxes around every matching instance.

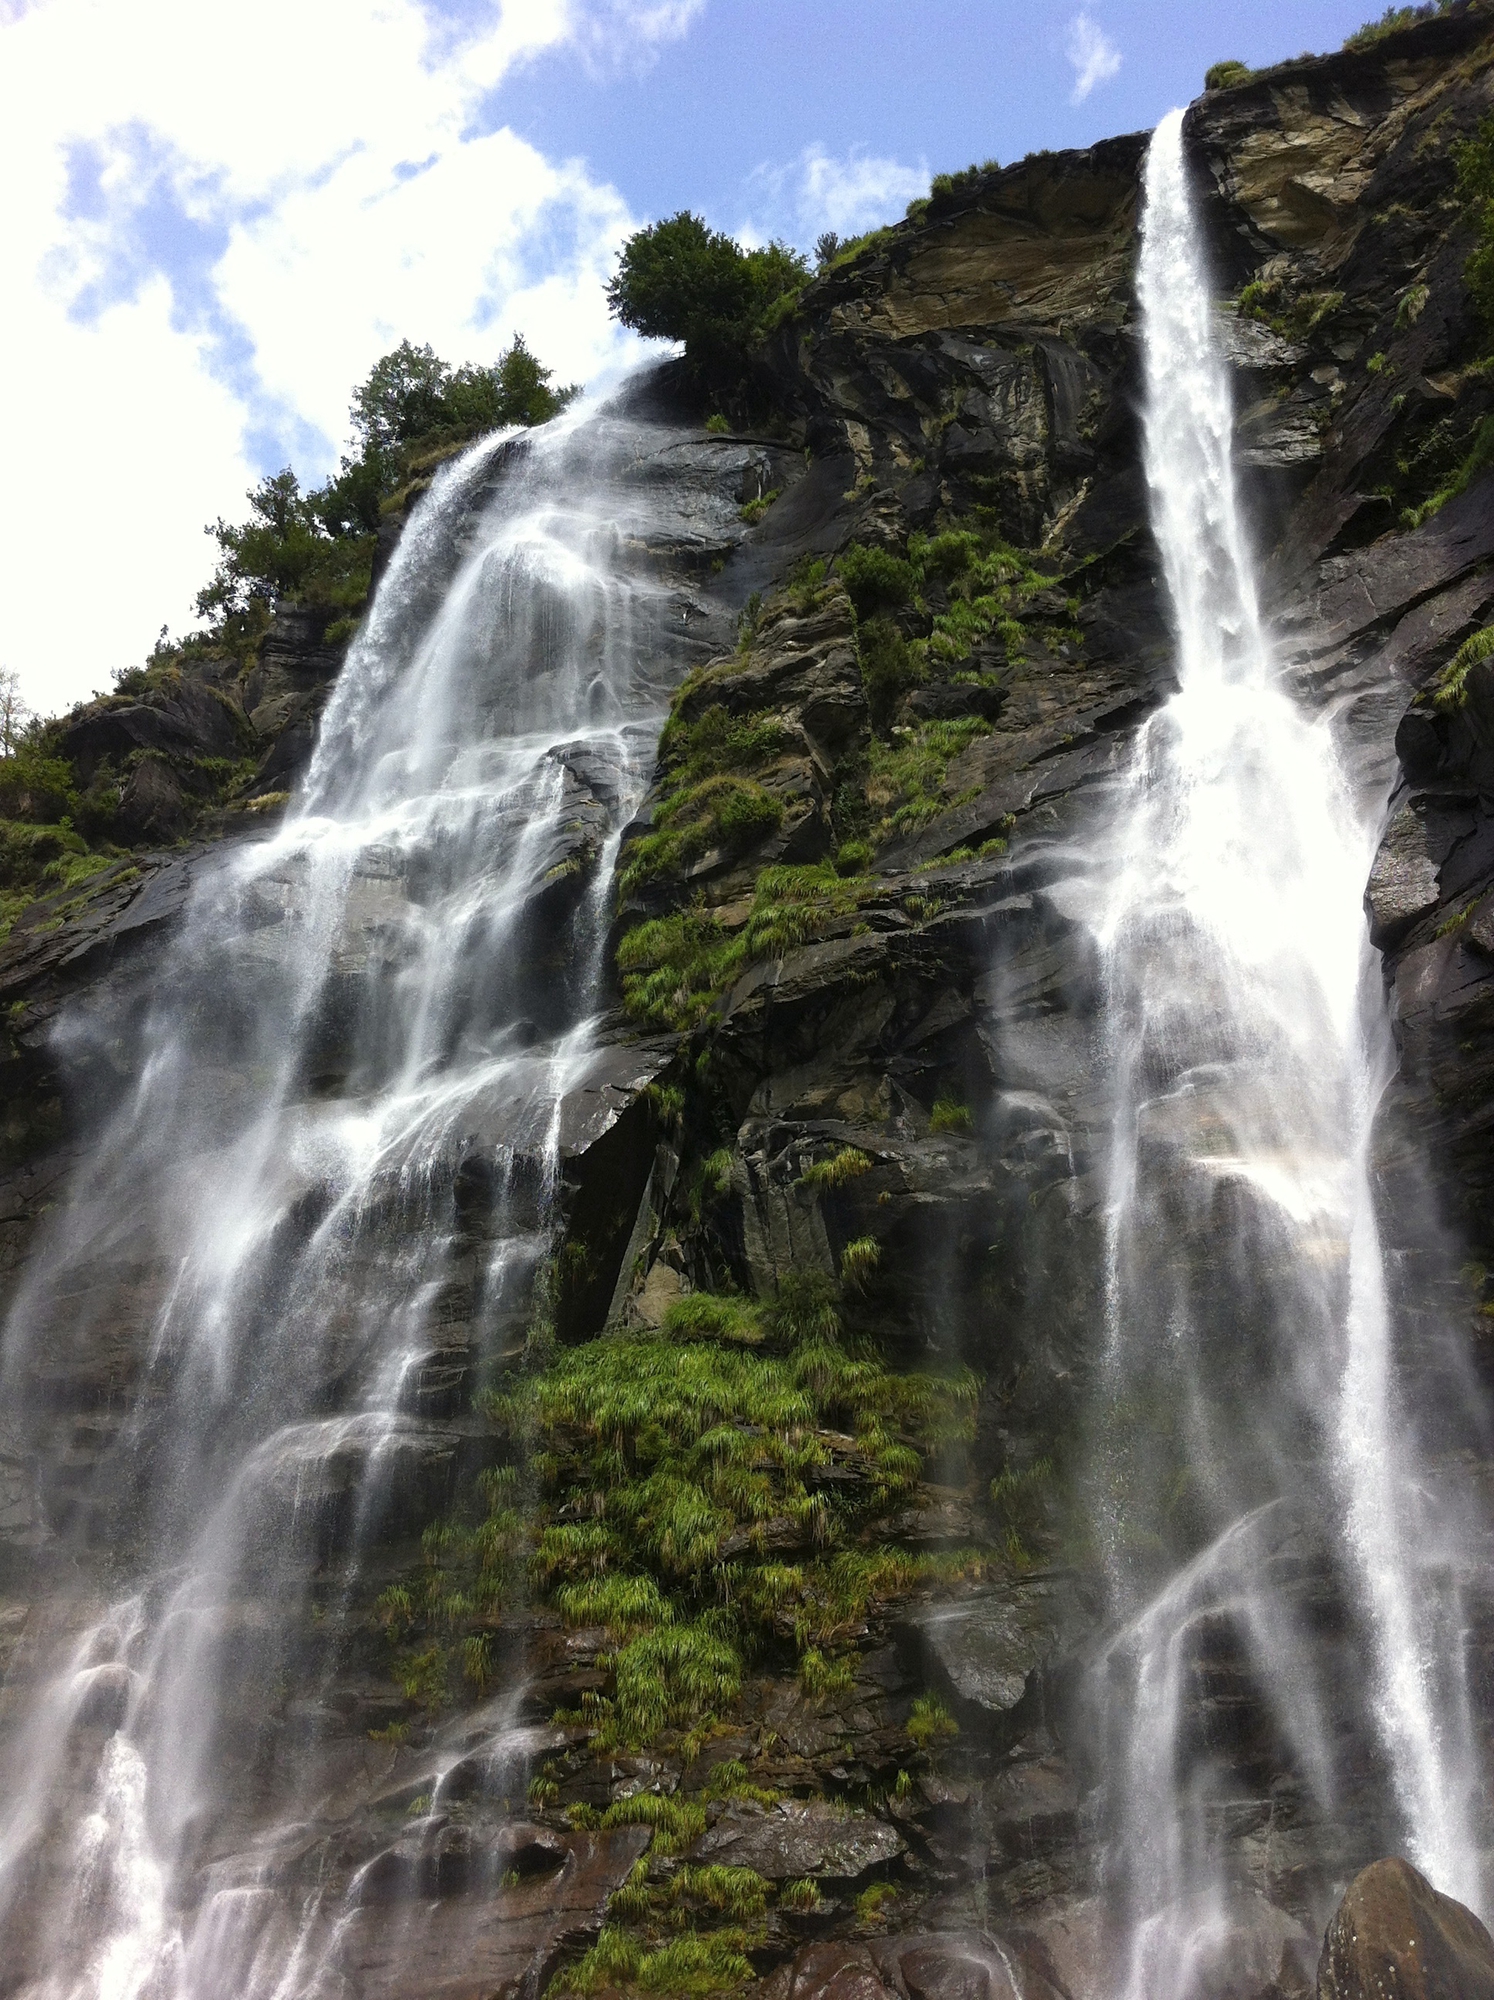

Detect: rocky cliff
[3,8,1494,1999]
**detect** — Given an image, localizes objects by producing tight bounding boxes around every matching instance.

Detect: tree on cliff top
[197,333,578,625]
[606,212,808,386]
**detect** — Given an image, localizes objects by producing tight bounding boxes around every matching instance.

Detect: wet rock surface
[1,10,1494,1998]
[1317,1858,1494,2000]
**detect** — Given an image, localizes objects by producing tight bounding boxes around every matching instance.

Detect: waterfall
[0,400,736,1998]
[1092,107,1483,1989]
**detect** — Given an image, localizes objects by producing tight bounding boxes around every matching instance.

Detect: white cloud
[741,144,927,251]
[0,0,698,715]
[1066,10,1121,104]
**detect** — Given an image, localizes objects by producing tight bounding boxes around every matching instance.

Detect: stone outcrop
[1317,1858,1494,2000]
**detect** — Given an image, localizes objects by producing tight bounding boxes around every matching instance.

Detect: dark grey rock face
[2,10,1494,1997]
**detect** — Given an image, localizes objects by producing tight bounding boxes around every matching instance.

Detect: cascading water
[0,399,744,1999]
[1091,107,1486,1992]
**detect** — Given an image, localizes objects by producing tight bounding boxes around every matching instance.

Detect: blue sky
[1,0,1380,714]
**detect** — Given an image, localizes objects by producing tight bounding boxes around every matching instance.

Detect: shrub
[1345,2,1453,50]
[1204,60,1254,88]
[858,618,925,729]
[606,212,809,384]
[928,160,1000,206]
[838,542,917,621]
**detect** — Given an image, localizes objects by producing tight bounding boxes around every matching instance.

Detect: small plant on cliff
[1457,114,1494,330]
[1430,627,1494,707]
[1204,60,1254,88]
[1344,2,1454,51]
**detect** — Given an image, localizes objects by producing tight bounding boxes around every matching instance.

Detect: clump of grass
[839,1236,881,1290]
[705,414,731,434]
[1430,627,1494,707]
[553,1924,758,1997]
[866,716,989,841]
[798,1647,856,1697]
[1204,59,1254,88]
[929,1098,974,1134]
[740,489,779,524]
[907,1694,959,1750]
[798,1147,872,1192]
[779,1877,823,1913]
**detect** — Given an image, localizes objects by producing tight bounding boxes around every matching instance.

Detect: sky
[1,0,1380,718]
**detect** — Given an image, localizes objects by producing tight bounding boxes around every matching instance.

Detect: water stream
[1091,108,1484,1992]
[0,402,737,1999]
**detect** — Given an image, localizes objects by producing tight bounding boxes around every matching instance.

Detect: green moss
[705,414,731,434]
[617,863,882,1029]
[1204,59,1254,88]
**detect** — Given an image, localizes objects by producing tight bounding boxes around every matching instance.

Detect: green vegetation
[379,1270,980,1770]
[1204,60,1255,89]
[0,334,576,941]
[1345,2,1454,50]
[929,1098,974,1135]
[1457,114,1494,330]
[928,160,1000,208]
[620,703,789,894]
[1237,279,1345,342]
[1429,626,1494,707]
[198,335,576,628]
[906,1694,959,1751]
[617,861,883,1030]
[1398,412,1494,529]
[606,212,809,390]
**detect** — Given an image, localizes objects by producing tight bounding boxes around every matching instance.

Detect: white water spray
[0,398,745,1998]
[1095,108,1481,1982]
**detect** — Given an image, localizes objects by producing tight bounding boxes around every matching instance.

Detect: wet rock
[690,1799,904,1881]
[1317,1857,1494,2000]
[909,1585,1059,1720]
[1366,803,1442,948]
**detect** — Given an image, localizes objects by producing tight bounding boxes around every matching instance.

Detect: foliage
[1457,114,1494,330]
[837,542,917,622]
[617,862,882,1029]
[198,334,576,626]
[906,1694,959,1750]
[462,1273,979,1759]
[554,1923,758,1997]
[606,212,809,384]
[620,702,789,894]
[929,1098,974,1135]
[866,716,989,841]
[1205,60,1254,88]
[797,1147,872,1192]
[928,160,1000,206]
[858,618,926,729]
[1344,1,1454,50]
[1430,626,1494,707]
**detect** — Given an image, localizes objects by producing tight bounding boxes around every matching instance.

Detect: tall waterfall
[1092,108,1483,1991]
[0,404,735,1998]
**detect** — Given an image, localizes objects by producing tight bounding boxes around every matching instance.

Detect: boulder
[689,1799,904,1881]
[1317,1857,1494,2000]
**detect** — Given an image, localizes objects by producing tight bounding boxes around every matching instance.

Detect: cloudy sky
[3,0,1373,716]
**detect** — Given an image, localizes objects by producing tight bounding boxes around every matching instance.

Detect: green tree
[606,212,809,380]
